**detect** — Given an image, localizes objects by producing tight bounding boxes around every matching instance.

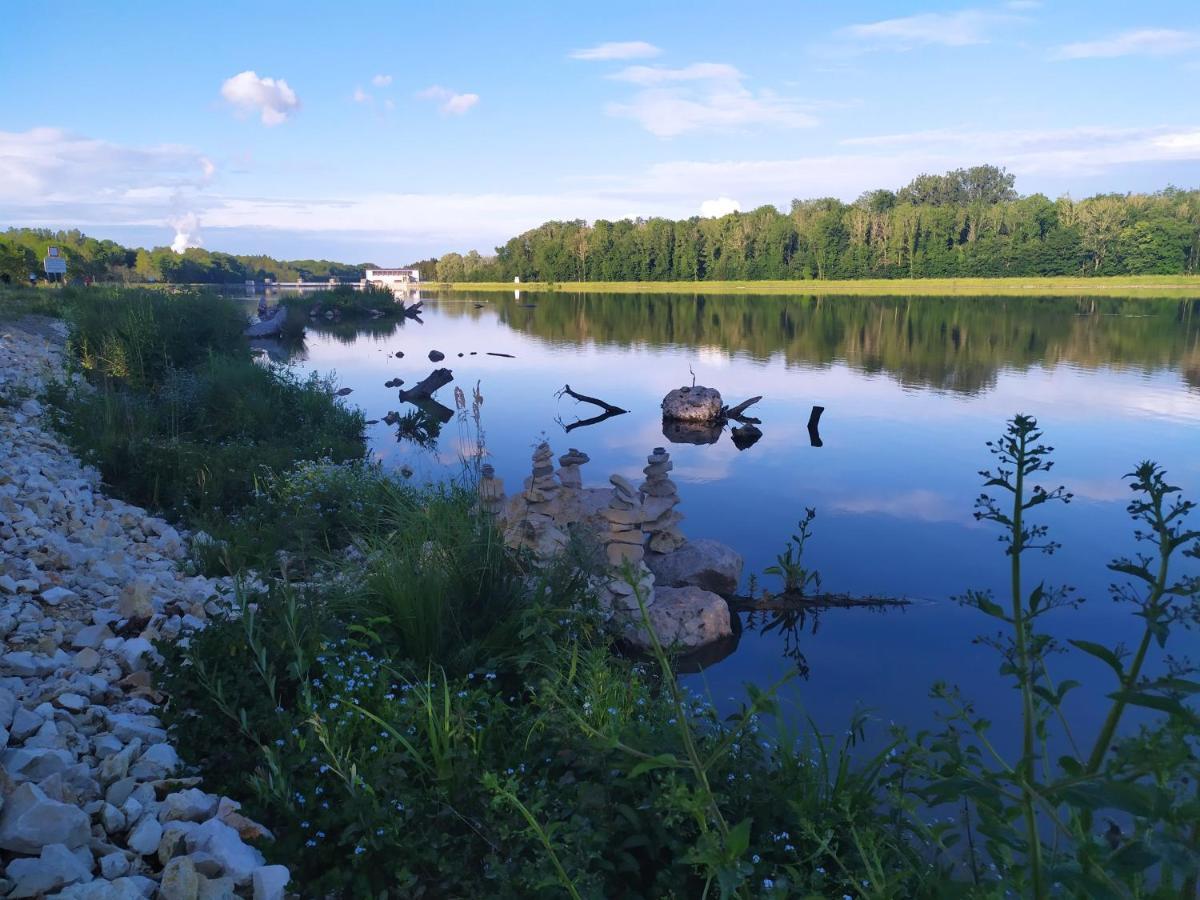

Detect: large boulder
[4,842,94,897]
[645,539,743,596]
[661,386,723,422]
[0,782,91,853]
[624,586,732,651]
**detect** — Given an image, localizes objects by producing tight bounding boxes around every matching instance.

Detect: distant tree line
[0,228,372,285]
[5,167,1198,286]
[435,166,1200,282]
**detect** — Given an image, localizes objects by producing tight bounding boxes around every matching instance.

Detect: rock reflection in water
[662,419,722,445]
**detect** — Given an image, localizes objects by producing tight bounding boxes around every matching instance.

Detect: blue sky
[2,0,1198,262]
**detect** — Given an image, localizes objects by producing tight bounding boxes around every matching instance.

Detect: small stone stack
[640,447,686,553]
[602,474,645,567]
[597,475,656,616]
[512,443,568,559]
[478,464,505,518]
[557,448,589,490]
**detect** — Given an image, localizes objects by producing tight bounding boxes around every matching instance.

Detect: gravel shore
[0,319,289,899]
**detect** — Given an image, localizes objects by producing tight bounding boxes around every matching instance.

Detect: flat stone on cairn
[639,447,686,554]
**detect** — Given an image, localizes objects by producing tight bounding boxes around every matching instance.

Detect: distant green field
[429,276,1200,298]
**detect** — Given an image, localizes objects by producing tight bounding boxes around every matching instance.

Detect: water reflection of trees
[437,293,1200,395]
[741,602,909,679]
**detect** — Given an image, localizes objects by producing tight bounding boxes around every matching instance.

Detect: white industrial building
[364,267,421,289]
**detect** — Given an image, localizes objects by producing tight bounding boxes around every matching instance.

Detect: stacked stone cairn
[639,447,686,553]
[555,448,590,524]
[511,442,568,559]
[477,463,505,518]
[557,448,589,490]
[597,474,656,616]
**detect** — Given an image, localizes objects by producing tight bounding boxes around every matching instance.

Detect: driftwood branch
[728,591,909,612]
[556,384,628,433]
[398,368,453,403]
[558,384,627,415]
[723,396,762,420]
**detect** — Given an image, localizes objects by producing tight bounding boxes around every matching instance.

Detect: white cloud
[699,197,741,217]
[417,85,479,115]
[841,9,1021,48]
[170,212,202,254]
[603,62,816,137]
[352,86,371,104]
[608,62,743,85]
[570,41,661,61]
[371,73,393,87]
[1055,29,1200,59]
[839,124,1200,175]
[220,71,299,126]
[0,128,211,207]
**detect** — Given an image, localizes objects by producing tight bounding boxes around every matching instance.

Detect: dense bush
[194,459,411,576]
[65,287,247,388]
[48,357,365,513]
[43,287,366,516]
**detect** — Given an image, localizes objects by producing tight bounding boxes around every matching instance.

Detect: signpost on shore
[43,246,68,283]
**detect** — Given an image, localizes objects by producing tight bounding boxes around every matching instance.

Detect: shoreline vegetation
[430,274,1200,298]
[2,285,1198,897]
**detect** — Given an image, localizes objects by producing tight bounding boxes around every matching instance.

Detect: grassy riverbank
[9,284,1198,898]
[429,275,1200,298]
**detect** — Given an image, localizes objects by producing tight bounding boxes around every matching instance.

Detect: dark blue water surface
[279,290,1200,750]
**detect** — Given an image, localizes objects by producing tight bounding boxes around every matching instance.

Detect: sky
[2,0,1199,263]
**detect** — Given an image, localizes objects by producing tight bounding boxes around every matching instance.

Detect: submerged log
[398,368,453,403]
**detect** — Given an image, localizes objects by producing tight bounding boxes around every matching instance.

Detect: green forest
[0,227,370,285]
[4,166,1199,285]
[437,166,1200,282]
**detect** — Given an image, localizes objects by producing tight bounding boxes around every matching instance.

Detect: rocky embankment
[0,321,289,899]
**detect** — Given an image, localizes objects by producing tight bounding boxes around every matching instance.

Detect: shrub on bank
[65,287,247,388]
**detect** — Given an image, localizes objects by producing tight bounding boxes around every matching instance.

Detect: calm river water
[277,290,1200,748]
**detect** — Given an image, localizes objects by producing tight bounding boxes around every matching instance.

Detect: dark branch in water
[559,408,626,433]
[728,591,909,612]
[555,384,628,433]
[557,384,627,415]
[723,396,762,421]
[398,368,454,403]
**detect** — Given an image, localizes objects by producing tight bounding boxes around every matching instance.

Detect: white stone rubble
[0,322,290,898]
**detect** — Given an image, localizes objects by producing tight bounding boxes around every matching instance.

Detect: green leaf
[1057,755,1082,777]
[1108,689,1199,723]
[1109,839,1160,874]
[725,817,752,860]
[1069,639,1125,678]
[629,753,679,778]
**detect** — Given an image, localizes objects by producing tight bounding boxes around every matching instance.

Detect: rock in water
[661,386,723,422]
[428,350,445,362]
[645,539,743,597]
[622,585,732,651]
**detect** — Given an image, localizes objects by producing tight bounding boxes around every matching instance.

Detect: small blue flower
[763,879,774,890]
[752,854,760,864]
